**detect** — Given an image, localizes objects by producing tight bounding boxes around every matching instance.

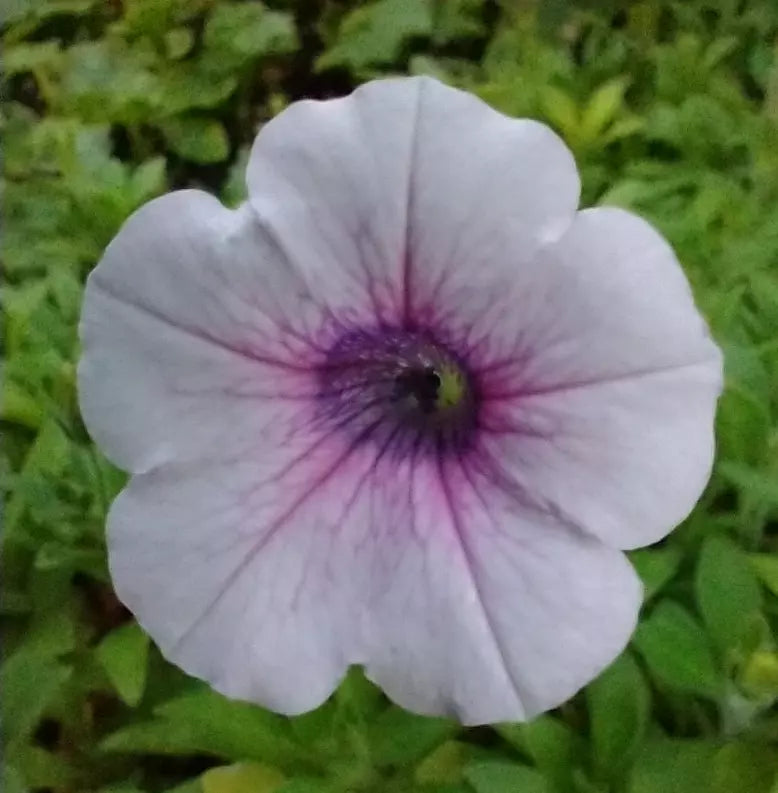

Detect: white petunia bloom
[78,76,722,725]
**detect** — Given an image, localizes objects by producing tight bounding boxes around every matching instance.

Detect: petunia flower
[78,76,722,725]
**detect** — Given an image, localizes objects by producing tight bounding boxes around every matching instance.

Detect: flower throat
[317,327,478,456]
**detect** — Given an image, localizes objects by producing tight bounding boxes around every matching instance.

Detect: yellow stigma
[436,365,466,409]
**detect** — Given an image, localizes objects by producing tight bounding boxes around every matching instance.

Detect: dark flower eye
[78,76,723,726]
[392,366,440,412]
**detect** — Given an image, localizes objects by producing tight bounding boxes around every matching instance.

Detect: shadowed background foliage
[3,1,778,791]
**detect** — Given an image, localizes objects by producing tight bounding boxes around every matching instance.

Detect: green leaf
[718,461,778,507]
[4,41,61,76]
[1,763,27,793]
[275,782,334,793]
[1,380,44,429]
[431,0,484,44]
[97,622,150,707]
[160,117,230,164]
[101,686,302,767]
[629,548,683,601]
[3,0,96,27]
[165,780,204,793]
[165,27,195,60]
[633,601,721,698]
[201,763,285,793]
[580,78,630,141]
[750,554,778,597]
[335,666,384,724]
[587,652,651,782]
[317,0,433,71]
[1,651,71,742]
[464,761,551,793]
[129,157,167,207]
[628,738,718,793]
[367,706,458,767]
[695,535,762,655]
[35,542,108,581]
[711,741,778,793]
[415,741,469,785]
[495,716,580,792]
[204,3,297,67]
[11,744,79,789]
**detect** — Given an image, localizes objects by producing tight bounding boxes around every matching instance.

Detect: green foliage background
[3,0,778,791]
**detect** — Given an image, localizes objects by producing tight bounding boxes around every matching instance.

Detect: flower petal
[360,457,642,724]
[78,190,326,473]
[245,76,579,328]
[109,443,640,724]
[478,207,723,549]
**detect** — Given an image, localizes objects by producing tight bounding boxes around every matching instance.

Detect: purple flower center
[317,326,479,457]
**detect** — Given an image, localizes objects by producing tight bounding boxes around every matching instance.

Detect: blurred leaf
[129,157,167,206]
[4,41,62,76]
[221,146,251,207]
[580,77,630,142]
[165,780,204,793]
[495,716,581,792]
[695,535,763,656]
[203,2,297,67]
[101,686,302,767]
[432,0,484,43]
[335,666,384,724]
[634,601,721,698]
[711,741,778,793]
[3,0,95,27]
[317,0,433,71]
[718,461,778,507]
[160,117,230,164]
[35,542,108,581]
[0,651,71,742]
[201,763,285,793]
[750,554,778,597]
[275,781,334,793]
[165,27,195,60]
[97,622,150,707]
[11,744,79,789]
[740,650,778,698]
[587,652,651,783]
[464,761,551,793]
[1,763,28,793]
[367,706,458,767]
[415,740,469,785]
[629,548,683,602]
[628,738,718,793]
[540,86,579,140]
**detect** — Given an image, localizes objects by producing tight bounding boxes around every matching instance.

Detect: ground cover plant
[3,1,778,792]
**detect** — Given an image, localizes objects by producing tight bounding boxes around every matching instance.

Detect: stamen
[317,327,478,456]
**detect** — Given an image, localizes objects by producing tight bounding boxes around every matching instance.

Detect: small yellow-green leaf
[97,622,150,707]
[750,553,778,597]
[415,740,468,785]
[580,77,630,142]
[629,548,682,601]
[587,652,651,782]
[465,761,551,793]
[711,741,778,793]
[633,601,721,698]
[740,650,778,698]
[160,118,229,164]
[202,763,285,793]
[695,535,762,655]
[539,86,579,140]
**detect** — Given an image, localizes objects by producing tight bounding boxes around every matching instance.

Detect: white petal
[478,208,723,549]
[245,76,580,328]
[78,191,326,473]
[109,443,640,724]
[359,458,641,724]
